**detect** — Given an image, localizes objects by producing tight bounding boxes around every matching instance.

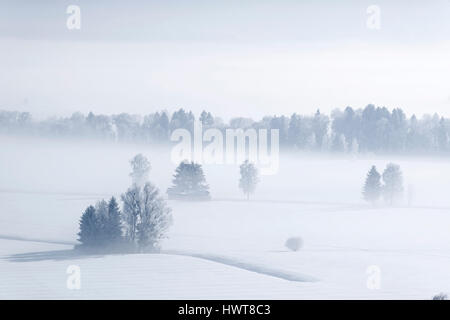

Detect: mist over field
[1,134,450,299]
[2,0,450,301]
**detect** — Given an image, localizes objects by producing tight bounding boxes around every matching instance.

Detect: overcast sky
[1,0,450,119]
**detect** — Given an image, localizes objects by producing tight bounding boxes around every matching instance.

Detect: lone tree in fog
[239,160,259,200]
[167,161,210,200]
[130,154,151,187]
[382,163,404,205]
[362,166,381,204]
[121,182,172,252]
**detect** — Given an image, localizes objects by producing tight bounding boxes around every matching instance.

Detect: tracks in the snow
[0,235,318,283]
[162,249,318,283]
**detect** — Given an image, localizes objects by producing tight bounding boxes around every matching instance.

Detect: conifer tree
[106,197,123,244]
[77,205,99,247]
[362,166,381,204]
[167,161,210,200]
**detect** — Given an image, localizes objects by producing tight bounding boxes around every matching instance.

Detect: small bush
[285,237,303,251]
[432,293,448,300]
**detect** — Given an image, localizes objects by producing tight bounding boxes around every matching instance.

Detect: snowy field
[1,136,450,299]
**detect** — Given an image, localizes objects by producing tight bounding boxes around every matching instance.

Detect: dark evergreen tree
[362,166,381,204]
[105,197,123,244]
[167,161,210,200]
[77,205,99,247]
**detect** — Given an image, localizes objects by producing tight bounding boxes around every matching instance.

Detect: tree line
[2,105,449,154]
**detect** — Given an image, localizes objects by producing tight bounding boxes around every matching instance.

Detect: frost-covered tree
[77,205,100,247]
[167,161,210,200]
[362,166,381,204]
[305,133,317,150]
[239,160,259,200]
[136,183,172,251]
[350,138,359,154]
[129,154,151,187]
[142,112,170,143]
[170,108,195,133]
[312,109,329,149]
[121,182,172,251]
[4,107,450,155]
[121,184,141,243]
[331,133,347,152]
[382,163,404,205]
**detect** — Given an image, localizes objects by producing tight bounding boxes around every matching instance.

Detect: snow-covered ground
[1,136,450,299]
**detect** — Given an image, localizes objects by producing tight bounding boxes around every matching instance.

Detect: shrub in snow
[285,237,303,251]
[432,293,448,300]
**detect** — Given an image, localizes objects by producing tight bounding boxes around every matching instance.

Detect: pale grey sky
[1,0,450,119]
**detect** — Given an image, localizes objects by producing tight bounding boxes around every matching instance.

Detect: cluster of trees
[362,163,404,205]
[77,197,123,250]
[77,155,260,252]
[77,154,172,253]
[2,105,450,154]
[166,159,260,200]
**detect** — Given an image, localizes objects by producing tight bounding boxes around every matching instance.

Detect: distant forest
[1,104,449,155]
